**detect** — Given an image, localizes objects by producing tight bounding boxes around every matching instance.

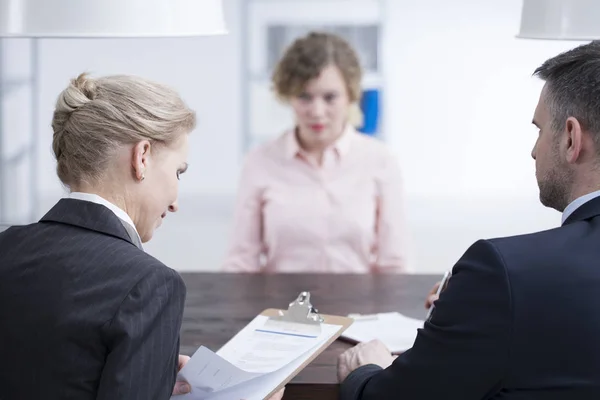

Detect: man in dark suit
[0,198,187,399]
[337,41,600,399]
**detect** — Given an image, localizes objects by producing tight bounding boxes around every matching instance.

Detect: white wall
[32,0,245,271]
[381,0,588,270]
[36,0,243,200]
[9,0,594,273]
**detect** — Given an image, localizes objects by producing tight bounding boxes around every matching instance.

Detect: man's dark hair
[534,40,600,145]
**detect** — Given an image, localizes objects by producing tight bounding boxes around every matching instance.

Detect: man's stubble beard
[538,154,573,213]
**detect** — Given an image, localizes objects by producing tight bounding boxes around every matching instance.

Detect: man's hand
[425,281,441,309]
[172,355,191,396]
[337,340,395,382]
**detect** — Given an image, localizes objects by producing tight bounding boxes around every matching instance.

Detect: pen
[426,270,452,320]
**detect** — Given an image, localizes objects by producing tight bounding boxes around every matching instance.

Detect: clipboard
[258,292,354,399]
[173,292,353,400]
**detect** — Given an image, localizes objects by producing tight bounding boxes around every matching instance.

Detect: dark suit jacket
[0,199,186,400]
[342,196,600,400]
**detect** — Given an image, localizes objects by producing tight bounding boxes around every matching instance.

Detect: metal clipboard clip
[265,292,324,334]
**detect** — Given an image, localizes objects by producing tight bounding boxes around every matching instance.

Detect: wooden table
[179,273,438,400]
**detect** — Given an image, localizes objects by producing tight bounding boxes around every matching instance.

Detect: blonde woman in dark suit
[0,73,284,400]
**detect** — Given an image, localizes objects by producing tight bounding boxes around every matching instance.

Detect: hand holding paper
[173,357,285,400]
[171,314,348,400]
[170,293,353,400]
[172,355,192,396]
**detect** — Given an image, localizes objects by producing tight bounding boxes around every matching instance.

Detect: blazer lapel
[40,199,137,247]
[563,196,600,226]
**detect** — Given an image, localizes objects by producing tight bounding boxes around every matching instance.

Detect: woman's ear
[131,140,151,182]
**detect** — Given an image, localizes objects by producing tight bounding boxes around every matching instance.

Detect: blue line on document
[254,329,318,339]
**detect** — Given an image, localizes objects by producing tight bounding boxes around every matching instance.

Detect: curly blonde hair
[272,31,363,103]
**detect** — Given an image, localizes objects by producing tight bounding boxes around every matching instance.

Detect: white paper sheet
[217,317,324,373]
[341,312,425,353]
[172,315,342,400]
[174,346,262,396]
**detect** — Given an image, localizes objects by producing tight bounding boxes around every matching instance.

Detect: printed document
[171,315,341,400]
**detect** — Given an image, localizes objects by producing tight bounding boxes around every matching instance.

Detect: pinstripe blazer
[0,199,186,400]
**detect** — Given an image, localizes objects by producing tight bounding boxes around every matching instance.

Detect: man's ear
[132,140,152,182]
[565,116,583,164]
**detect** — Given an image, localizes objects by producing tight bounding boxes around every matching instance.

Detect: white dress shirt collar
[68,192,141,243]
[561,189,600,225]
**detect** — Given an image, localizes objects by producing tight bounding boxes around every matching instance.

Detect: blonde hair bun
[55,73,98,114]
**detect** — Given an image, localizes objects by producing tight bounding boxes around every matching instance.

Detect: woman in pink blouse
[223,32,411,274]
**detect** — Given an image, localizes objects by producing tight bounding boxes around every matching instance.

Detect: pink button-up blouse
[222,126,410,273]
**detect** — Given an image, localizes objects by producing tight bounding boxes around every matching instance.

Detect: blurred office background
[0,0,586,273]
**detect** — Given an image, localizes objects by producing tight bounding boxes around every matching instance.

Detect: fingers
[172,381,191,395]
[425,281,441,309]
[272,387,285,400]
[368,339,390,352]
[425,294,439,309]
[264,387,285,400]
[428,281,441,296]
[337,348,353,382]
[173,355,192,396]
[178,354,190,370]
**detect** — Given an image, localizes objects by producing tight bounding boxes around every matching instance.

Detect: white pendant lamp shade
[0,0,227,38]
[518,0,600,40]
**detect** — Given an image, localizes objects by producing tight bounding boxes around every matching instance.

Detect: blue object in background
[358,88,380,136]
